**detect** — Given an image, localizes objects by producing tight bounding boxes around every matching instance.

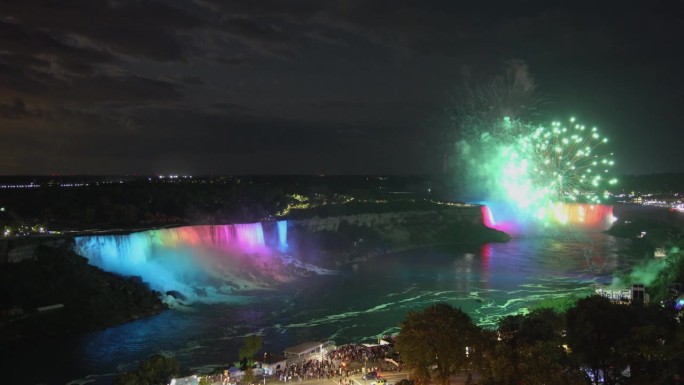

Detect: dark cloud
[0,0,682,174]
[222,17,290,44]
[0,1,202,61]
[209,102,253,113]
[217,54,251,65]
[0,98,30,119]
[0,2,189,111]
[309,100,366,109]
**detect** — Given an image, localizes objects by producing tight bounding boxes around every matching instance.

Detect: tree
[499,308,564,346]
[395,303,480,385]
[239,334,263,385]
[614,304,678,383]
[480,309,583,385]
[566,296,630,385]
[114,371,146,385]
[114,354,179,385]
[240,334,262,364]
[516,341,586,385]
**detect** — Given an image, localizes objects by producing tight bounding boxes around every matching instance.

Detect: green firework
[522,117,616,204]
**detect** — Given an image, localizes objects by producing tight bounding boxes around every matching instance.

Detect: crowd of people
[273,341,398,383]
[277,358,337,381]
[200,338,400,385]
[325,343,394,366]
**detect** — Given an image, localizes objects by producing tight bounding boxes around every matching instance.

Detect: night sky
[1,0,683,175]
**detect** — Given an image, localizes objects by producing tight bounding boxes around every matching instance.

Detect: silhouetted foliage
[0,245,165,340]
[480,309,584,385]
[114,354,179,385]
[395,303,480,385]
[239,335,263,369]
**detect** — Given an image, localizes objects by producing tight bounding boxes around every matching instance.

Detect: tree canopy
[239,334,263,367]
[114,354,179,385]
[395,303,479,385]
[481,309,584,385]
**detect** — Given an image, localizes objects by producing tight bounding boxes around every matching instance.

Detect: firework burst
[454,115,617,229]
[523,117,617,204]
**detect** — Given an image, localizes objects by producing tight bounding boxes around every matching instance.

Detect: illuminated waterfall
[548,203,616,230]
[151,223,266,251]
[481,206,495,228]
[483,202,616,234]
[277,220,288,250]
[73,222,296,302]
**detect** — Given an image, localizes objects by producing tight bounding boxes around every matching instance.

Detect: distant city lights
[0,183,40,189]
[613,191,684,212]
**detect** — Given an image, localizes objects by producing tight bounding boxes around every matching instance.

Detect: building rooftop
[284,341,327,355]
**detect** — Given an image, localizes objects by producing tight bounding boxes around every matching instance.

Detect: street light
[263,352,268,385]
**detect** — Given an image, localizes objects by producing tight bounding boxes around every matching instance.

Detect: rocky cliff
[287,206,510,266]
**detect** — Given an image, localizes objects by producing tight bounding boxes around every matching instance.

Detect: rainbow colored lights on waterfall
[153,223,267,251]
[277,220,288,250]
[481,202,616,233]
[73,221,292,300]
[481,206,495,228]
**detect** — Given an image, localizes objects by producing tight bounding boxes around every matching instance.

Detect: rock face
[0,236,67,264]
[0,244,166,341]
[287,207,510,266]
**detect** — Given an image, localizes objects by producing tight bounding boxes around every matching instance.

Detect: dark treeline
[0,175,440,231]
[0,178,291,229]
[3,172,681,232]
[396,300,684,385]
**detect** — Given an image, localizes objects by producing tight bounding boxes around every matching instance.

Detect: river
[4,232,636,385]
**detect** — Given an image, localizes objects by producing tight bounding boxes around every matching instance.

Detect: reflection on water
[4,233,634,385]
